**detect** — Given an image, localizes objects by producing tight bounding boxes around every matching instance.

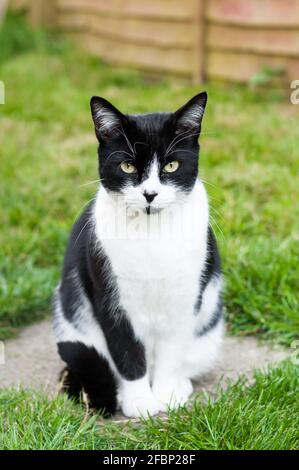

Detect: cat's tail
[57,341,117,417]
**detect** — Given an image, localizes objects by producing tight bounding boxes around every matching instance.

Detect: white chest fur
[94,181,209,344]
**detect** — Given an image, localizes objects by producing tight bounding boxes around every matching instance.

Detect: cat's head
[90,92,207,214]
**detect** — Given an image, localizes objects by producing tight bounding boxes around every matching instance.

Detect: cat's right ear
[90,96,124,141]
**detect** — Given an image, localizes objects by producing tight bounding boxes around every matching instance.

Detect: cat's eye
[120,162,137,174]
[163,161,179,173]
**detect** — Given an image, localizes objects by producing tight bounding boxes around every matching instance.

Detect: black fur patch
[196,300,223,337]
[195,226,221,313]
[58,341,117,416]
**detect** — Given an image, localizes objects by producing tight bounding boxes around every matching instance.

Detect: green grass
[0,13,298,344]
[0,362,298,450]
[0,11,67,65]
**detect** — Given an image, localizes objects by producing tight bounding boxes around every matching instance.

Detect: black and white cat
[52,92,223,418]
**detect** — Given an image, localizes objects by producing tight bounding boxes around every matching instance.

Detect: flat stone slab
[0,320,289,404]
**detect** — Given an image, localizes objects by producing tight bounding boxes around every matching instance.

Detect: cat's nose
[143,191,158,203]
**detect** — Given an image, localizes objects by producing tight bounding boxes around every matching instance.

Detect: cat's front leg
[94,300,160,418]
[152,339,193,411]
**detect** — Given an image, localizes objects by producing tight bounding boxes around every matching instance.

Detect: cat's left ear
[173,92,207,134]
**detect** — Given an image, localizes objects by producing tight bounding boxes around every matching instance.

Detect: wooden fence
[9,0,299,83]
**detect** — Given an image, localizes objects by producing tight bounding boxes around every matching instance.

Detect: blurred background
[3,0,299,84]
[0,1,298,348]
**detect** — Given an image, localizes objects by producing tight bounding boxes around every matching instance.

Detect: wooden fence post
[28,0,56,28]
[193,0,206,84]
[0,0,8,24]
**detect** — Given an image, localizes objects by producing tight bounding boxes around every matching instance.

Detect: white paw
[121,393,161,418]
[153,378,193,411]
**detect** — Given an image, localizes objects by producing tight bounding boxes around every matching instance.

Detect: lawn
[1,363,298,450]
[0,13,298,450]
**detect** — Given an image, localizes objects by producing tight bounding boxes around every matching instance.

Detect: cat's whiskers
[165,128,218,158]
[209,213,225,242]
[166,149,197,158]
[78,178,104,188]
[210,205,225,225]
[119,126,135,156]
[102,150,135,171]
[198,131,219,136]
[74,196,96,223]
[74,217,94,247]
[165,129,192,155]
[166,132,200,156]
[200,177,218,190]
[210,211,225,235]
